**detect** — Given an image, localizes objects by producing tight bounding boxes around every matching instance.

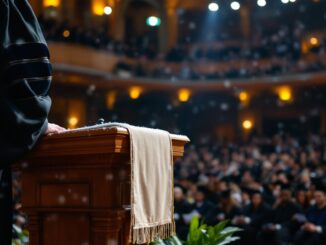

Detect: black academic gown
[0,1,51,244]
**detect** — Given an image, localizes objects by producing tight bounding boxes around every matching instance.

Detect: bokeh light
[104,6,112,15]
[242,120,253,130]
[62,30,70,38]
[208,2,219,12]
[146,16,161,27]
[310,37,319,46]
[277,86,293,102]
[129,86,143,99]
[43,0,60,8]
[239,91,249,102]
[68,116,79,128]
[257,0,267,7]
[178,89,191,102]
[230,1,241,10]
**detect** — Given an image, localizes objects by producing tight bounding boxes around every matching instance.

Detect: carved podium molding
[16,126,189,245]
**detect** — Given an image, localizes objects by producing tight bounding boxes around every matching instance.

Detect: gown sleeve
[0,0,52,166]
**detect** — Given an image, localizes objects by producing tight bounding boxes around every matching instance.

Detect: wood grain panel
[40,183,90,207]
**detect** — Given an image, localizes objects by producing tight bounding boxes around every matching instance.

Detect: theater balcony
[49,40,326,91]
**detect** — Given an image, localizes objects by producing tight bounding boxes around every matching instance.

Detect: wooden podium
[17,126,189,245]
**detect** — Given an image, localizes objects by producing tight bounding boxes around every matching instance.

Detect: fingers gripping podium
[15,125,189,245]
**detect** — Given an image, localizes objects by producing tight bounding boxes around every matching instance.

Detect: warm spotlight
[93,1,105,15]
[129,86,142,100]
[68,116,79,128]
[242,120,253,130]
[62,30,70,38]
[278,86,292,102]
[178,89,191,102]
[239,91,249,102]
[310,37,319,46]
[43,0,60,8]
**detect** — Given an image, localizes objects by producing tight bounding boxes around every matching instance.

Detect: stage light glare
[239,91,249,102]
[278,86,292,102]
[310,37,319,46]
[231,1,241,10]
[178,89,191,102]
[281,0,289,4]
[257,0,267,7]
[289,0,296,2]
[43,0,60,8]
[208,2,219,12]
[93,2,105,15]
[146,16,161,27]
[104,6,112,15]
[242,120,253,130]
[129,86,142,99]
[68,116,79,128]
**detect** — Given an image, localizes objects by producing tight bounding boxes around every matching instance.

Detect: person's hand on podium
[45,123,66,135]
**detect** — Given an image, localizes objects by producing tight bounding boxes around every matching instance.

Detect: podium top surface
[48,123,190,142]
[24,124,190,159]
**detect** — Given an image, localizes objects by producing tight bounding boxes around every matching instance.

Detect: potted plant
[152,217,241,245]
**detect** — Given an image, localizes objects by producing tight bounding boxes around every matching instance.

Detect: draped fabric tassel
[114,123,175,245]
[131,222,176,244]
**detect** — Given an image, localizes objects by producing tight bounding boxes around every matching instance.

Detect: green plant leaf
[189,216,199,234]
[214,220,229,233]
[186,217,240,245]
[165,236,183,245]
[151,239,166,244]
[220,227,242,235]
[207,226,215,239]
[219,236,241,245]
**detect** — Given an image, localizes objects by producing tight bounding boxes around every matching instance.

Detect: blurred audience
[173,133,326,245]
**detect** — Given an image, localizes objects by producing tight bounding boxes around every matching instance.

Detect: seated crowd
[38,17,326,81]
[173,133,326,245]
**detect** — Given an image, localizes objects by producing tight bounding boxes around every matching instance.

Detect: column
[239,3,251,40]
[165,0,179,49]
[108,0,125,41]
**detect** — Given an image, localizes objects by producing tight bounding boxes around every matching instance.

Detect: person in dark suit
[258,187,303,245]
[174,186,192,240]
[294,188,326,245]
[188,186,214,223]
[0,1,64,244]
[234,190,273,245]
[207,190,242,226]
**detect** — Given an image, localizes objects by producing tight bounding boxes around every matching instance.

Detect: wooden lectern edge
[48,126,190,142]
[14,126,190,163]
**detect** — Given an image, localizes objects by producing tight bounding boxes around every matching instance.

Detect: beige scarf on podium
[112,123,175,244]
